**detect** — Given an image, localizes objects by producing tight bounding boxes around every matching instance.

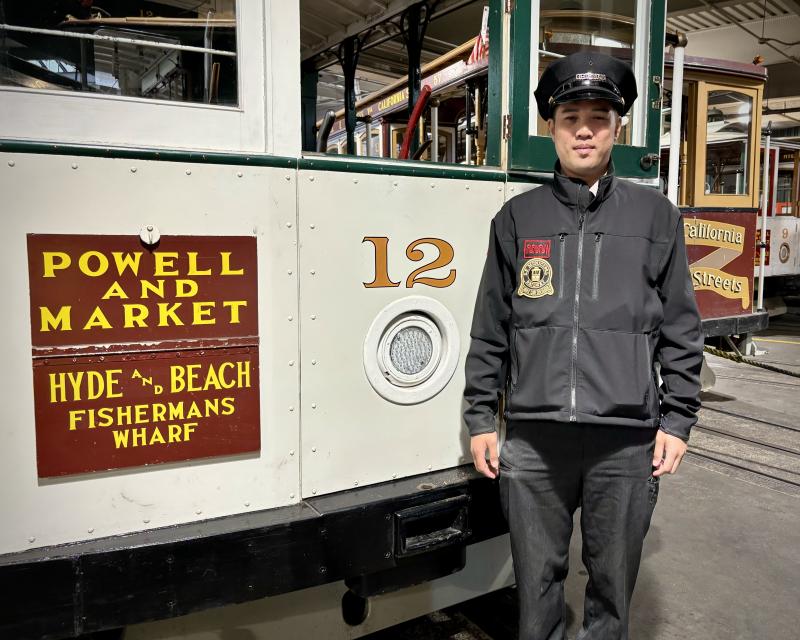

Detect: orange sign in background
[27,235,260,477]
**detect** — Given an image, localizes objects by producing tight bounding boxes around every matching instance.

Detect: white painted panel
[0,1,276,153]
[0,152,300,553]
[297,170,505,496]
[757,216,800,277]
[125,534,514,640]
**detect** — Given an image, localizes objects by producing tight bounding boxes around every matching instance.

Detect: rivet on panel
[310,223,315,229]
[311,359,317,365]
[290,493,295,499]
[287,269,293,275]
[88,528,94,534]
[354,481,359,487]
[311,314,316,320]
[353,178,358,184]
[393,181,398,187]
[312,489,317,495]
[289,406,295,412]
[71,163,78,170]
[497,186,502,191]
[286,222,292,228]
[285,175,291,181]
[430,183,435,189]
[28,537,35,543]
[186,169,192,175]
[310,269,316,275]
[311,403,317,409]
[288,315,293,321]
[288,360,295,366]
[428,465,432,471]
[289,450,295,456]
[312,447,317,452]
[130,167,137,173]
[510,186,515,192]
[196,510,202,515]
[466,185,470,190]
[237,171,243,178]
[309,176,315,182]
[392,474,397,479]
[7,160,15,167]
[244,502,250,507]
[143,519,150,524]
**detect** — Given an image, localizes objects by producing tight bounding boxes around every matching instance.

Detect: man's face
[547,99,621,182]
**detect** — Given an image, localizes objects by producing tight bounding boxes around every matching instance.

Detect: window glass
[535,0,637,143]
[302,1,492,164]
[1,1,238,106]
[704,89,752,196]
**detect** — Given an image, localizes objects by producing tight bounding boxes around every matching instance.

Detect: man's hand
[652,430,688,477]
[471,432,499,479]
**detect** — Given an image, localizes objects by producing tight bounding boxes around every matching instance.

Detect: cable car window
[704,90,753,196]
[302,1,494,165]
[0,1,238,106]
[534,0,638,144]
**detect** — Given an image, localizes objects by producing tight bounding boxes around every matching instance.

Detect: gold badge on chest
[518,258,554,298]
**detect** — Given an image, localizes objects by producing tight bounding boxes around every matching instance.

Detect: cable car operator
[464,52,703,640]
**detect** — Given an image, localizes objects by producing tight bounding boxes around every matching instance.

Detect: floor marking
[754,338,800,346]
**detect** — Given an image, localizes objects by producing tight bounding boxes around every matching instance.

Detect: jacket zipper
[570,189,586,422]
[558,233,566,298]
[591,232,603,300]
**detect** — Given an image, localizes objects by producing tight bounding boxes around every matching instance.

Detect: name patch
[523,239,551,259]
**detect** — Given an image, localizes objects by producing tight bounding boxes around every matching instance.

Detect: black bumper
[0,467,506,639]
[702,311,769,337]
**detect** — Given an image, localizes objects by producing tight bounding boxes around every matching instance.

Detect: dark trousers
[499,421,659,640]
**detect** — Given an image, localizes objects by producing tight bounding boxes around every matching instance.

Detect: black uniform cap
[534,52,637,121]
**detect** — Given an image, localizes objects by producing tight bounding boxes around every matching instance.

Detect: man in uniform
[463,52,703,639]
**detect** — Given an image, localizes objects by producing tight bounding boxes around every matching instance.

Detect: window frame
[0,1,299,155]
[691,80,762,208]
[506,0,665,177]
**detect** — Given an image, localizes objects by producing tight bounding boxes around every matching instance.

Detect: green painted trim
[507,0,664,178]
[485,0,503,167]
[0,139,296,168]
[0,139,507,181]
[298,156,506,181]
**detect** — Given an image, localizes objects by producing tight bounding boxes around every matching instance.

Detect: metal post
[365,116,373,157]
[401,3,431,158]
[465,84,473,165]
[667,33,687,205]
[337,36,362,156]
[430,97,439,162]
[758,122,772,311]
[300,60,319,152]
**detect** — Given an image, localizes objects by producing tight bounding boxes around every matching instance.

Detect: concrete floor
[368,314,800,639]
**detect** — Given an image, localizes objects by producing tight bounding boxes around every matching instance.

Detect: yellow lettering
[123,304,149,328]
[192,301,215,325]
[102,281,129,300]
[238,360,251,388]
[40,306,72,332]
[176,279,199,298]
[168,424,182,442]
[78,251,109,277]
[152,403,166,422]
[97,407,114,427]
[187,252,212,276]
[220,252,244,275]
[112,251,142,276]
[132,427,147,447]
[186,402,202,419]
[50,372,66,402]
[149,427,166,445]
[134,404,148,424]
[184,422,196,440]
[113,430,129,448]
[221,397,235,415]
[217,362,235,389]
[68,410,85,430]
[158,302,184,326]
[141,280,165,299]
[170,366,185,393]
[223,300,246,324]
[154,252,179,276]
[204,398,220,416]
[83,307,112,330]
[106,369,122,399]
[43,251,71,278]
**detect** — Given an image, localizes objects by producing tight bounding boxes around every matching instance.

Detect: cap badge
[575,72,606,81]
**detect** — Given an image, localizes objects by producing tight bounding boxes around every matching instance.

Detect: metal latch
[503,114,512,140]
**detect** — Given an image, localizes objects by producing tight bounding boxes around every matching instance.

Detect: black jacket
[463,164,703,441]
